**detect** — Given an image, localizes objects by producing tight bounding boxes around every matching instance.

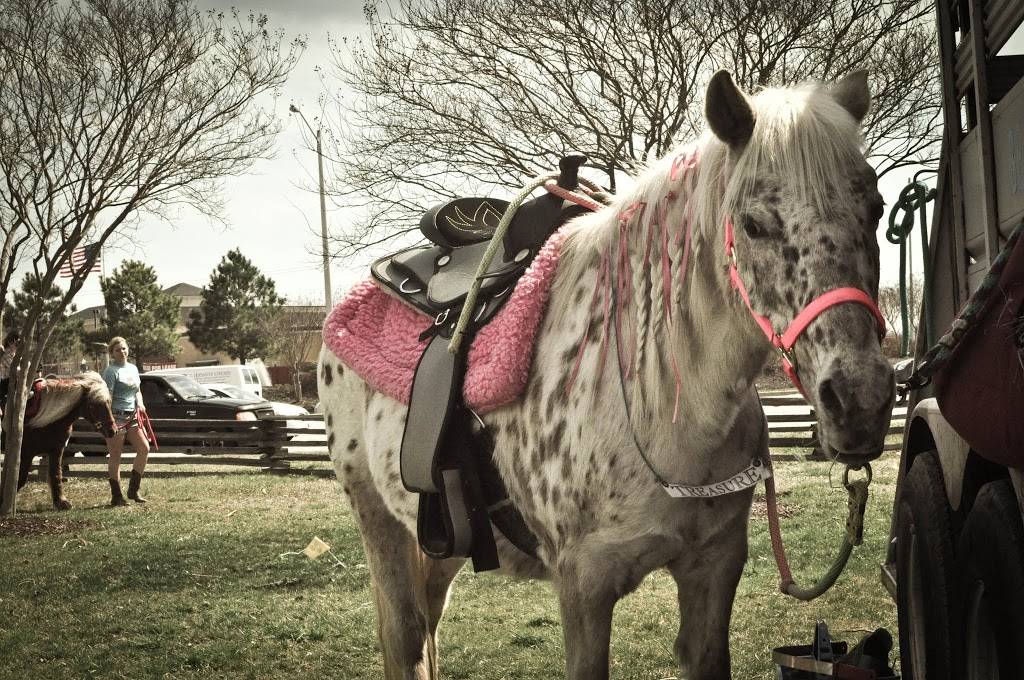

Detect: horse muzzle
[97,422,119,438]
[813,355,895,464]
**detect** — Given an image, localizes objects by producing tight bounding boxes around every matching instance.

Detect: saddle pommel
[557,152,588,190]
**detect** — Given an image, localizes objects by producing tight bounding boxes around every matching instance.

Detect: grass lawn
[0,458,899,679]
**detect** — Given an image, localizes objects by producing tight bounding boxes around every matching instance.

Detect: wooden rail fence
[49,391,906,478]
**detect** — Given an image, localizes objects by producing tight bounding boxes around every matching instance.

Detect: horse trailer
[885,1,1024,678]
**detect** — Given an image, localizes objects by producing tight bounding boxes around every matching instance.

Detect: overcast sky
[66,0,370,309]
[60,0,936,311]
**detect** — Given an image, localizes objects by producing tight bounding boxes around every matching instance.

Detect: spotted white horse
[318,70,894,680]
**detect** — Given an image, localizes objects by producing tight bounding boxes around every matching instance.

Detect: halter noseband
[724,217,887,396]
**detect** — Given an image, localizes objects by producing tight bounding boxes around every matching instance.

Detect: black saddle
[374,153,593,571]
[371,154,590,322]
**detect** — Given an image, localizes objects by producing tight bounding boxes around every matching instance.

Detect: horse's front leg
[557,563,617,680]
[47,445,72,510]
[556,534,671,680]
[667,502,750,680]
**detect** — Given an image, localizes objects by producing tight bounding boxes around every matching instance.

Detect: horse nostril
[818,376,844,416]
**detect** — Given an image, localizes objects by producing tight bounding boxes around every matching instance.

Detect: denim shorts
[112,409,139,430]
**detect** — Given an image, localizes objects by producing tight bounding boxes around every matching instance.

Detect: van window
[245,369,258,384]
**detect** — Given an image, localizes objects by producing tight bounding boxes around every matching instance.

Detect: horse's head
[77,372,118,439]
[705,70,894,464]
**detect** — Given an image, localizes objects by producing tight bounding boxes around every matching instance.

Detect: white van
[146,364,267,398]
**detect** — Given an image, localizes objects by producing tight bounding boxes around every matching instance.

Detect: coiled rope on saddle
[447,174,609,354]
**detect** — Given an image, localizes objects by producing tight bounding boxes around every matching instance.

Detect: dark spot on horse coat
[343,463,354,474]
[327,433,335,448]
[347,438,358,452]
[326,414,334,427]
[551,420,567,448]
[322,363,333,385]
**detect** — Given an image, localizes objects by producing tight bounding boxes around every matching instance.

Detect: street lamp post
[289,104,332,308]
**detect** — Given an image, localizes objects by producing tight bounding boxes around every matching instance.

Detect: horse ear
[831,69,871,122]
[705,70,756,148]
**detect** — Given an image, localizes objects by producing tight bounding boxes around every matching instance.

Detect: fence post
[261,416,290,473]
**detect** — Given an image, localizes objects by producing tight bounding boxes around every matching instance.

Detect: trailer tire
[956,480,1024,680]
[896,451,957,680]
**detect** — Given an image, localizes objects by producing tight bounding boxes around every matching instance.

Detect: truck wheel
[896,451,957,680]
[957,480,1024,680]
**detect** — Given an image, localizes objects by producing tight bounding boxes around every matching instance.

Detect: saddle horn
[557,152,588,190]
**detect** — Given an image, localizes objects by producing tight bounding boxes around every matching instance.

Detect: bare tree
[269,300,325,402]
[878,277,923,354]
[0,0,303,515]
[324,0,939,255]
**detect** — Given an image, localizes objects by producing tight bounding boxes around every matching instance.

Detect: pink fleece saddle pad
[323,229,568,414]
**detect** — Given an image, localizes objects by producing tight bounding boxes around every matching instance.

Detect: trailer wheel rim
[965,580,1000,680]
[906,529,929,677]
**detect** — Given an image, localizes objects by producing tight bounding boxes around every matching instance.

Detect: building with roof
[70,283,325,372]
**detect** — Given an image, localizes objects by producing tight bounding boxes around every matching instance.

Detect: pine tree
[3,274,83,368]
[187,249,284,363]
[100,261,180,364]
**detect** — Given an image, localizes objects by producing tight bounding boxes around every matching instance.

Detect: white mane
[549,78,867,420]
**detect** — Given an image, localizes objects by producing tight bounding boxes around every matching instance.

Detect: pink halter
[724,217,887,396]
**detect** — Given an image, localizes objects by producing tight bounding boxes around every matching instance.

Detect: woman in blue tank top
[101,336,150,506]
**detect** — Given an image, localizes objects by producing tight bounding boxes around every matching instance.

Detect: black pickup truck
[139,374,274,420]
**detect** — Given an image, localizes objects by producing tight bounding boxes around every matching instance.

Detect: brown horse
[9,373,117,510]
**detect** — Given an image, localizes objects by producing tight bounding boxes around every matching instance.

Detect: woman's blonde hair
[107,336,128,353]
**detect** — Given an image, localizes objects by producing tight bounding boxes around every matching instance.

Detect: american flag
[58,242,102,278]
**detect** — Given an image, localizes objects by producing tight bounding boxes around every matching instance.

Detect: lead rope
[764,454,871,600]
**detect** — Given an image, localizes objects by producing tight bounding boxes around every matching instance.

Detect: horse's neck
[622,183,770,413]
[26,384,82,429]
[549,176,770,464]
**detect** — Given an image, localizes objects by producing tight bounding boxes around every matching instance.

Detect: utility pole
[289,104,332,308]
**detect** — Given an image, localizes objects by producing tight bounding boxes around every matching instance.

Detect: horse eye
[741,215,765,239]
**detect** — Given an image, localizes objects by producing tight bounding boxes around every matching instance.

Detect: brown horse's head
[76,373,117,438]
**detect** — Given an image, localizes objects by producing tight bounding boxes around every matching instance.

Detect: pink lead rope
[723,216,886,596]
[138,409,159,450]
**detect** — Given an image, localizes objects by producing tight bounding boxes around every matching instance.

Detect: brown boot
[127,470,147,504]
[109,478,129,507]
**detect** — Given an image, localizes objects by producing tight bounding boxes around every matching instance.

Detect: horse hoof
[54,499,72,511]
